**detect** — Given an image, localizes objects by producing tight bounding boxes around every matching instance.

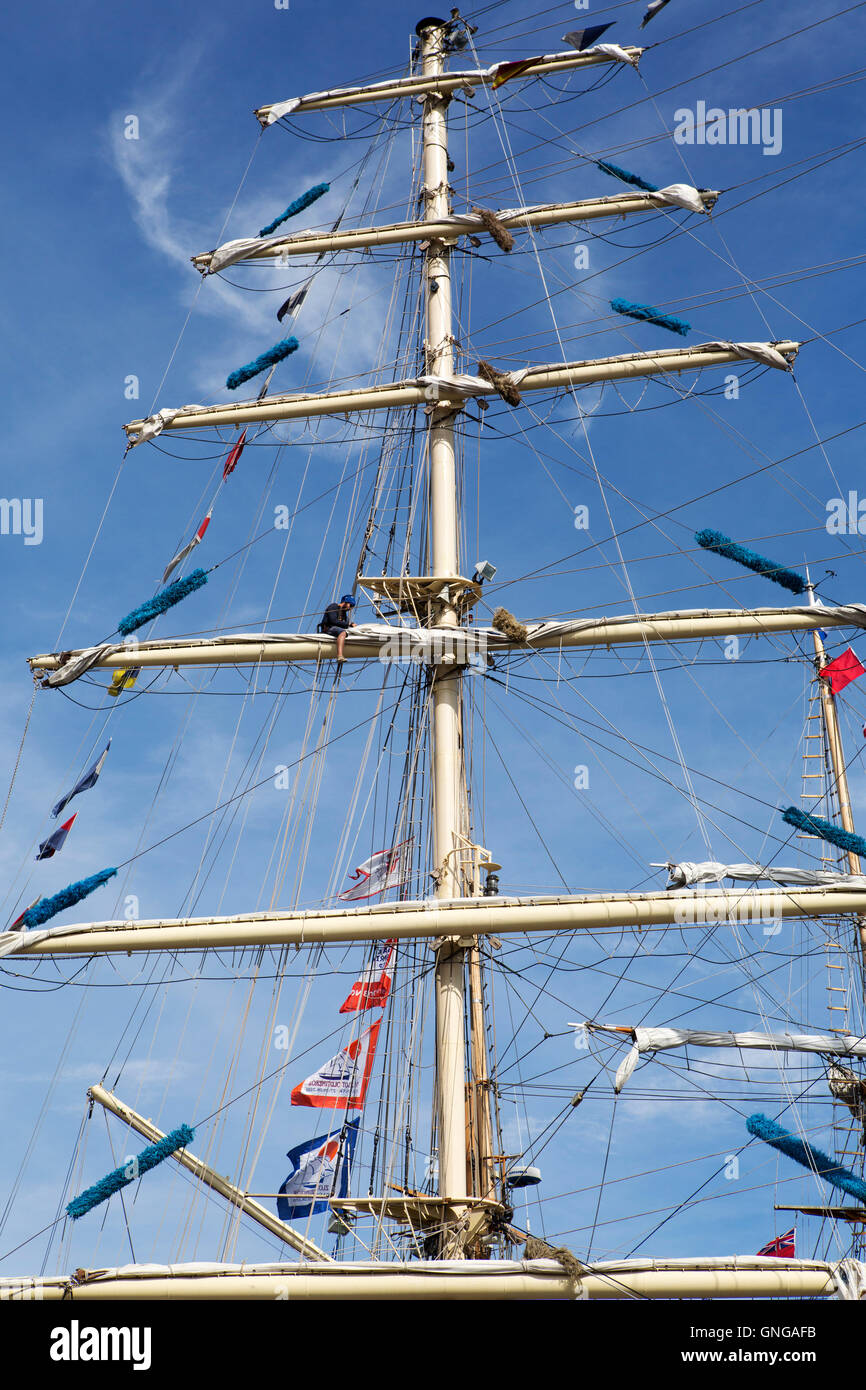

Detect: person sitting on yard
[319,594,357,661]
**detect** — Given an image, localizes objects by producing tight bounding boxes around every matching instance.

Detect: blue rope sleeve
[66,1124,196,1219]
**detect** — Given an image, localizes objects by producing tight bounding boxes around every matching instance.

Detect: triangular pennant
[162,509,214,584]
[641,0,672,27]
[277,279,312,323]
[51,741,111,818]
[562,23,614,51]
[36,814,77,861]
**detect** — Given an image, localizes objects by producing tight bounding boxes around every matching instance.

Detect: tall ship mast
[3,6,866,1303]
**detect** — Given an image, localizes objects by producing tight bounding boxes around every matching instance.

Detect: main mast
[418,14,471,1216]
[14,12,866,1302]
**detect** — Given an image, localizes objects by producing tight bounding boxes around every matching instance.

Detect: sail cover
[704,340,793,371]
[663,861,866,889]
[577,1023,866,1093]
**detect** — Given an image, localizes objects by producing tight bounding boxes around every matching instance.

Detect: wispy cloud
[106,50,410,412]
[107,50,269,340]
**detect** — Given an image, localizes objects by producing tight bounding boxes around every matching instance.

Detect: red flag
[756,1228,795,1258]
[339,941,396,1013]
[222,429,247,481]
[820,648,866,694]
[8,897,41,931]
[36,814,77,861]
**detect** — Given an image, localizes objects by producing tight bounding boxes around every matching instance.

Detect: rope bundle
[477,359,522,406]
[524,1235,584,1287]
[492,607,529,643]
[470,206,514,253]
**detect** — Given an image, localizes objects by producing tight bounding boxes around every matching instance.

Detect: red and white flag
[820,648,866,695]
[340,941,396,1014]
[162,509,213,584]
[338,840,411,902]
[8,897,41,932]
[756,1227,795,1258]
[291,1020,381,1109]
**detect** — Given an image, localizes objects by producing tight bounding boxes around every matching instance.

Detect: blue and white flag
[51,741,111,819]
[277,1119,359,1220]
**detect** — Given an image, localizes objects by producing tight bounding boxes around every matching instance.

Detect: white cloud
[107,56,396,406]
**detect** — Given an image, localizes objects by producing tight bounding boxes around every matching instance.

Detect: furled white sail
[575,1023,866,1092]
[704,340,793,371]
[663,861,866,889]
[125,404,203,445]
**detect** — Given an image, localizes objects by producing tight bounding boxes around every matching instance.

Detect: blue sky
[2,0,866,1278]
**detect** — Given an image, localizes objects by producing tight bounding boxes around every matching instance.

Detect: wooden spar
[123,342,800,438]
[191,189,720,270]
[27,604,866,677]
[3,1256,845,1301]
[253,47,645,122]
[776,1204,866,1222]
[9,886,866,957]
[87,1084,332,1263]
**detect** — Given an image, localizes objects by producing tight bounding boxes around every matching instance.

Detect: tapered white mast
[417,14,470,1215]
